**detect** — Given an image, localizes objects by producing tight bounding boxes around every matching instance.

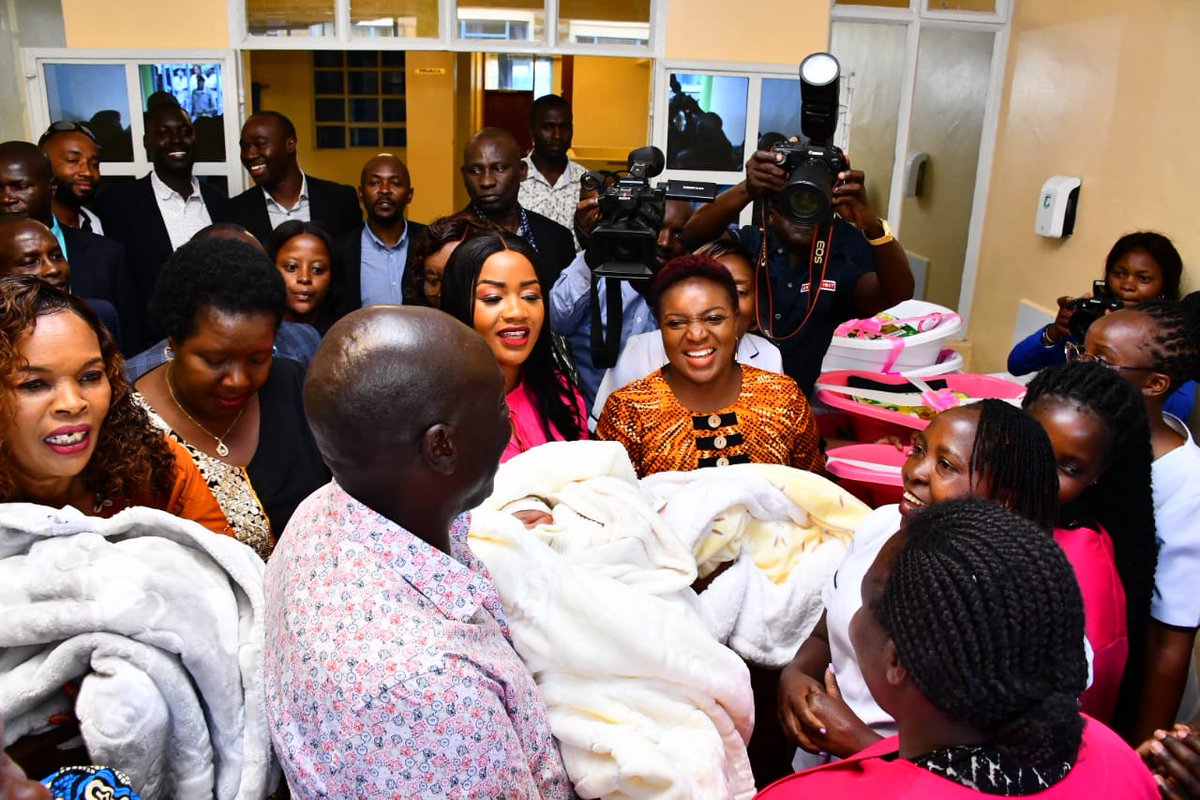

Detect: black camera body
[770,52,846,228]
[772,141,848,229]
[1067,279,1123,339]
[586,146,716,281]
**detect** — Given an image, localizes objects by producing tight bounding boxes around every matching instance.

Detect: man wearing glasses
[39,121,104,235]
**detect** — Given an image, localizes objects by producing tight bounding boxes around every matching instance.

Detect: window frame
[232,0,664,57]
[21,47,246,194]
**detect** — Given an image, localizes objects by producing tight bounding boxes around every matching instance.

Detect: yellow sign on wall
[414,67,447,76]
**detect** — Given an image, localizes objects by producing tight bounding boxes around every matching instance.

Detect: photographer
[550,198,694,412]
[681,149,914,398]
[1007,231,1194,419]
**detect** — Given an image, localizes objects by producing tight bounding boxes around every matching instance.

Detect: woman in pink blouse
[440,230,587,461]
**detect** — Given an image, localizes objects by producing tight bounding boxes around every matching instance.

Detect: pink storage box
[826,443,908,508]
[815,370,1027,443]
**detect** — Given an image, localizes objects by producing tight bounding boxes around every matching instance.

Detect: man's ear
[286,136,297,155]
[421,423,458,476]
[518,160,528,182]
[1142,371,1172,400]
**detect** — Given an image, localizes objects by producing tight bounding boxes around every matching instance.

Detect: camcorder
[583,146,716,281]
[771,52,848,228]
[1068,279,1123,339]
[583,146,717,368]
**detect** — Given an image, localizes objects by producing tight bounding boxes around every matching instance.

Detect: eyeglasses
[1064,341,1160,372]
[37,121,98,147]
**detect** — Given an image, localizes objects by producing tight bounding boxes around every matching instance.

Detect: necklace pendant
[215,441,230,458]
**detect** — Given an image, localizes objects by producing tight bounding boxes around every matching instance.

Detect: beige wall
[1,1,66,141]
[968,1,1200,372]
[62,0,228,48]
[571,55,652,165]
[665,0,828,63]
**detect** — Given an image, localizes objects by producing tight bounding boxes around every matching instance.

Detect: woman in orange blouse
[0,275,228,531]
[597,254,823,477]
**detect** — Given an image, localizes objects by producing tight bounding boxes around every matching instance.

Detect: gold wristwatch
[866,219,894,246]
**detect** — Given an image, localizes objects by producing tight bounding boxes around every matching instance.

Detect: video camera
[583,146,717,281]
[1068,280,1123,339]
[771,52,848,228]
[582,145,717,369]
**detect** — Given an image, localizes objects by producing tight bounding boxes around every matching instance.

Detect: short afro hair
[150,236,287,342]
[648,254,739,318]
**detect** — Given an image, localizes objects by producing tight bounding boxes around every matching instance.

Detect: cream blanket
[0,503,272,800]
[473,441,869,798]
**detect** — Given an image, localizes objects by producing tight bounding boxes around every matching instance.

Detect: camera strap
[754,222,834,342]
[589,274,626,370]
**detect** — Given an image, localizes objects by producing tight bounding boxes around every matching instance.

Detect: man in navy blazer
[93,102,228,351]
[0,140,139,351]
[334,153,425,316]
[226,111,361,246]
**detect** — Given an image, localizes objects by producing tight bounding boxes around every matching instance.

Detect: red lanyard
[754,222,835,342]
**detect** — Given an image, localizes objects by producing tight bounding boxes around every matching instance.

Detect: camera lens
[781,185,822,224]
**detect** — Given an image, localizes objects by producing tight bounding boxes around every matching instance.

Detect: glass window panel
[759,78,801,144]
[484,53,536,91]
[350,127,380,147]
[559,0,649,46]
[313,71,344,94]
[381,69,406,94]
[830,20,907,216]
[900,27,994,307]
[347,52,379,68]
[347,71,380,94]
[44,63,134,163]
[316,125,346,148]
[666,73,748,171]
[925,0,996,11]
[138,62,226,163]
[351,0,440,38]
[382,99,407,122]
[313,51,343,68]
[381,51,406,67]
[350,98,379,122]
[456,0,544,42]
[245,0,335,36]
[315,98,346,122]
[383,127,407,147]
[835,0,910,6]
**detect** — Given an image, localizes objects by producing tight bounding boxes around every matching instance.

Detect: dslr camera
[1067,279,1123,339]
[772,52,848,228]
[583,145,716,282]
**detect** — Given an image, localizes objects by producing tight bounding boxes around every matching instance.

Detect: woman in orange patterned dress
[596,254,823,478]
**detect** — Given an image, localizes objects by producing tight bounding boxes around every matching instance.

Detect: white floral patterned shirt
[264,480,573,798]
[519,156,586,251]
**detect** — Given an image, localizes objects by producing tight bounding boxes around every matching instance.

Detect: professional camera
[772,52,848,227]
[584,145,716,282]
[1067,279,1123,339]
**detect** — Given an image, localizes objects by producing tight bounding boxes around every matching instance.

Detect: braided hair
[879,497,1087,770]
[1023,360,1157,734]
[967,399,1059,532]
[1131,292,1200,392]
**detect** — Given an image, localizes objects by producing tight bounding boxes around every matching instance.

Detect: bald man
[461,127,575,282]
[264,307,572,798]
[333,153,426,314]
[0,140,138,350]
[0,216,121,338]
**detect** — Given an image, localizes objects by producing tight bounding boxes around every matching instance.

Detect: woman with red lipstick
[596,254,822,478]
[0,275,227,531]
[777,401,1061,772]
[267,220,337,333]
[133,237,329,558]
[439,230,587,462]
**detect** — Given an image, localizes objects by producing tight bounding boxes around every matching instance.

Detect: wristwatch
[866,219,894,246]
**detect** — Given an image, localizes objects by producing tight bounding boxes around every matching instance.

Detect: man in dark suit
[227,111,361,245]
[460,127,575,284]
[93,102,228,350]
[335,153,425,315]
[0,140,139,351]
